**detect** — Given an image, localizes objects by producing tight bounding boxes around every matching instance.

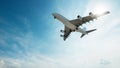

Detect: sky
[0,0,120,68]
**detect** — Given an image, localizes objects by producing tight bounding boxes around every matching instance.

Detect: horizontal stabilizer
[81,29,96,38]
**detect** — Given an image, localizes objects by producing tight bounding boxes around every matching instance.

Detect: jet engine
[60,34,64,37]
[89,12,92,15]
[77,15,82,20]
[89,12,95,19]
[60,30,65,33]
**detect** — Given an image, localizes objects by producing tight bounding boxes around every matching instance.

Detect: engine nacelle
[60,34,64,37]
[60,30,64,33]
[89,12,92,15]
[89,12,94,16]
[77,15,82,20]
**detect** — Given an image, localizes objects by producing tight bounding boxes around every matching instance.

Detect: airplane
[52,11,110,41]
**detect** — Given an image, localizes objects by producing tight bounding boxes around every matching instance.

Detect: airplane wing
[70,15,96,27]
[69,19,82,27]
[81,15,97,23]
[63,26,72,41]
[70,11,110,27]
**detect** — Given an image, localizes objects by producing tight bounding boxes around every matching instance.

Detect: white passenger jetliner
[52,11,110,41]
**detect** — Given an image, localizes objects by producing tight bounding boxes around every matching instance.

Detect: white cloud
[0,58,21,68]
[0,53,61,68]
[0,60,5,68]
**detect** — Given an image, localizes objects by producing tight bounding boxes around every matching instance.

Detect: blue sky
[0,0,120,68]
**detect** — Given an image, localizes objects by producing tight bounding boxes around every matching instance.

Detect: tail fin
[81,29,96,38]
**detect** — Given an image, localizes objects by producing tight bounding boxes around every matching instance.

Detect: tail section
[81,29,96,38]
